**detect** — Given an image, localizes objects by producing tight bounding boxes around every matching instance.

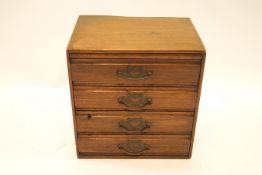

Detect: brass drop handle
[116,66,153,80]
[118,140,150,155]
[119,118,151,131]
[118,93,152,108]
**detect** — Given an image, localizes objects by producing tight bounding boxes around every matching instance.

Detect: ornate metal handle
[118,93,152,108]
[116,66,153,80]
[118,140,149,155]
[119,118,151,131]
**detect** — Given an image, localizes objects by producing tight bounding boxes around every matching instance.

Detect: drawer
[73,87,197,111]
[71,63,200,86]
[78,135,191,156]
[76,111,193,134]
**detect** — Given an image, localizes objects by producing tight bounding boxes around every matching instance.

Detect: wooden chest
[67,15,205,158]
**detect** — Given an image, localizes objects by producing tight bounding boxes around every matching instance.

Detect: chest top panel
[67,15,205,53]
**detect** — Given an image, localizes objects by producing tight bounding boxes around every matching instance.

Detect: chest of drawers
[67,15,205,158]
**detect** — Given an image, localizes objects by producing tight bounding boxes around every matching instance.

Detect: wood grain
[67,15,206,159]
[77,135,191,156]
[188,53,206,157]
[71,63,200,86]
[77,154,191,159]
[69,53,203,60]
[67,16,205,53]
[76,111,193,134]
[73,87,197,111]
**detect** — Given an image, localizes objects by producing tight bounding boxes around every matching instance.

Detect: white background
[0,0,262,174]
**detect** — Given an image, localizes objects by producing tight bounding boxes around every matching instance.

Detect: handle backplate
[116,66,153,80]
[118,140,149,155]
[119,118,151,132]
[118,93,152,108]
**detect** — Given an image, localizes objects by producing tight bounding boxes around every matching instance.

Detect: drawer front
[74,87,197,111]
[71,63,200,86]
[78,135,190,156]
[76,111,193,134]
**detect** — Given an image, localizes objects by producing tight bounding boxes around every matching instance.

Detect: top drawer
[70,63,201,86]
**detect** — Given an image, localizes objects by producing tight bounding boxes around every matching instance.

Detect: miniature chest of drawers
[67,15,205,158]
